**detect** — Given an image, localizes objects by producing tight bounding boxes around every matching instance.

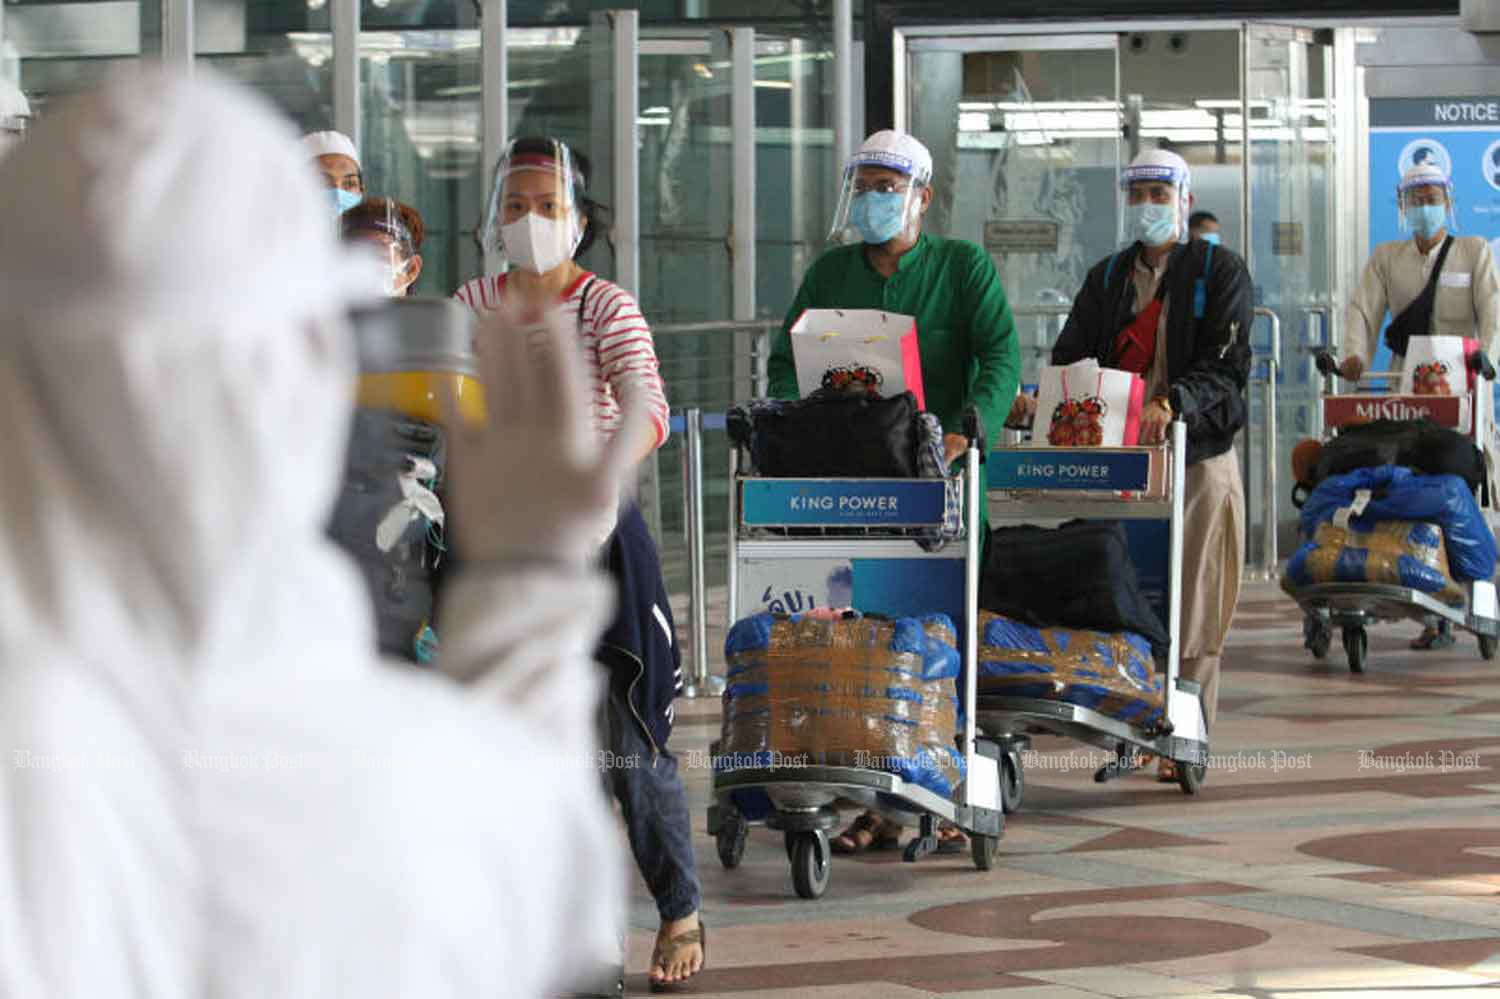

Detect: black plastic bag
[745,390,921,478]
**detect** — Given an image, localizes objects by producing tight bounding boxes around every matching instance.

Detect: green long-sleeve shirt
[769,234,1021,448]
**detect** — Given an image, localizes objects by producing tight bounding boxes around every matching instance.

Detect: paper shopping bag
[788,308,925,410]
[1034,359,1146,447]
[1401,335,1480,395]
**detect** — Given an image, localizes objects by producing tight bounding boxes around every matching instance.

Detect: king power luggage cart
[707,417,1007,899]
[975,422,1213,797]
[1289,351,1500,674]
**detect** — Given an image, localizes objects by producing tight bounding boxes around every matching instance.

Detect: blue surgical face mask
[1405,203,1447,239]
[1129,202,1179,247]
[329,187,363,215]
[850,191,908,245]
[1199,231,1221,246]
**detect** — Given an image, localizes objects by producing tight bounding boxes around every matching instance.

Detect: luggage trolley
[707,416,1006,898]
[974,422,1213,798]
[1288,351,1500,673]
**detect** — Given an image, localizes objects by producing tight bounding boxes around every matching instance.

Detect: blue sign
[1369,99,1500,394]
[987,449,1151,492]
[740,479,948,527]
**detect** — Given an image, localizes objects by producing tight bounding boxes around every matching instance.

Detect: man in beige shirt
[1340,163,1500,649]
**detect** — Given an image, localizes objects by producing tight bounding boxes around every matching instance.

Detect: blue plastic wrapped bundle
[1297,465,1495,583]
[720,611,965,797]
[1282,520,1465,604]
[976,612,1165,728]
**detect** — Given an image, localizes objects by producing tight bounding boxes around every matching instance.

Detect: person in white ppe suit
[0,69,626,998]
[1340,163,1500,650]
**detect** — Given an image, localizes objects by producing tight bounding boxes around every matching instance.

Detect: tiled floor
[637,582,1500,998]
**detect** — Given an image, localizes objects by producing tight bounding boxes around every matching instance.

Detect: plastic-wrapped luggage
[721,611,964,796]
[1298,465,1495,583]
[1282,520,1464,604]
[980,520,1170,661]
[975,612,1165,728]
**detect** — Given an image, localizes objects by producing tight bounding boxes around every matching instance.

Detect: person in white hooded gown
[0,68,628,998]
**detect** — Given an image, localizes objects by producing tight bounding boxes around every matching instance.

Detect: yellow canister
[348,297,486,427]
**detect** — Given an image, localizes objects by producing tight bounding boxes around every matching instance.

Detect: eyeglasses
[852,179,910,196]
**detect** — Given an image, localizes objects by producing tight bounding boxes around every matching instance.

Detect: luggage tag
[1331,489,1372,532]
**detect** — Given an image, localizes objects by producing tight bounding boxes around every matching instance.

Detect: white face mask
[501,212,578,275]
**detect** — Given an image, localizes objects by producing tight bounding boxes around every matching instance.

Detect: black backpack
[326,408,448,663]
[1304,418,1486,504]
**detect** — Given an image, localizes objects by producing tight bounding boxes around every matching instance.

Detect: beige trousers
[1177,448,1246,729]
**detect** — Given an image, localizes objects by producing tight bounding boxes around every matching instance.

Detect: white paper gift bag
[788,308,925,408]
[1033,359,1146,447]
[1400,335,1477,396]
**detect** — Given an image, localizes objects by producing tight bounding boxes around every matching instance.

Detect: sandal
[1411,625,1456,651]
[830,812,900,855]
[648,922,706,993]
[1157,759,1178,783]
[934,821,969,854]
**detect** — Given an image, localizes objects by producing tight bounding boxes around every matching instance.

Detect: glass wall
[9,0,157,113]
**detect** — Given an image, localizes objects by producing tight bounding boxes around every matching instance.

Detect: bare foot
[649,911,703,988]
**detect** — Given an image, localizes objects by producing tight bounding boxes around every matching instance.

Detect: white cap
[1399,161,1450,194]
[302,129,360,166]
[848,130,933,185]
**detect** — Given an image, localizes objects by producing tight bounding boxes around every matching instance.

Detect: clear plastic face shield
[1397,171,1455,240]
[1121,156,1191,246]
[341,199,421,297]
[479,139,586,275]
[828,152,930,246]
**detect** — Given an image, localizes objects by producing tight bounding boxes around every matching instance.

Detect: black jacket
[1052,239,1254,466]
[598,504,682,753]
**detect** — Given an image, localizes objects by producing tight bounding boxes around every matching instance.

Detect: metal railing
[1246,306,1281,581]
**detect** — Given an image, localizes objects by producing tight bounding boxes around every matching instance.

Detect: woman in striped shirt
[454,137,704,993]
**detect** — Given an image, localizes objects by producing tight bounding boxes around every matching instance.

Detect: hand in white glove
[444,304,652,570]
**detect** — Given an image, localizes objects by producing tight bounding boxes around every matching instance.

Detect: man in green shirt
[769,130,1021,466]
[770,131,1020,855]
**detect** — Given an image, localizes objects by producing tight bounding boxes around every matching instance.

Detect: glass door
[905,34,1122,388]
[1242,22,1335,569]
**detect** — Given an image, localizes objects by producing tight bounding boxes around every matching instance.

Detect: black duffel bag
[1312,418,1485,498]
[735,390,921,478]
[980,519,1170,662]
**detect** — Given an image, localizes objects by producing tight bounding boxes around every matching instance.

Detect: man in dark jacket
[1013,149,1251,773]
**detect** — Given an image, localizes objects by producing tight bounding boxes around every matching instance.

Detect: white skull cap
[1123,148,1192,243]
[849,130,933,185]
[302,129,360,166]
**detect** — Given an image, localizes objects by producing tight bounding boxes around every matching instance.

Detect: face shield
[1398,172,1455,239]
[828,152,930,246]
[342,198,420,296]
[479,139,586,275]
[1121,155,1191,245]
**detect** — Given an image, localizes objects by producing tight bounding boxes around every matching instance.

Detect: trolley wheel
[1305,615,1332,660]
[1176,761,1207,795]
[1343,625,1368,673]
[1480,634,1498,661]
[970,832,1001,871]
[715,807,747,870]
[790,830,830,900]
[1000,753,1025,814]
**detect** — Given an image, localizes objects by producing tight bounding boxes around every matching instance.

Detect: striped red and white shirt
[454,271,671,452]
